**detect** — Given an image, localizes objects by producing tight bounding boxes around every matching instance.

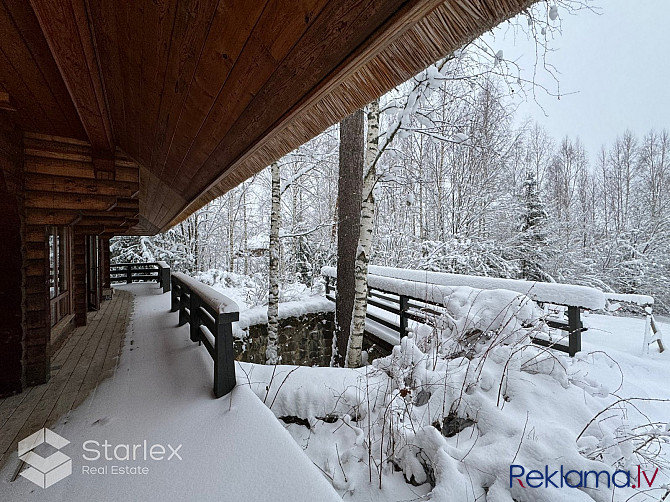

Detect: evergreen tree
[518,169,549,282]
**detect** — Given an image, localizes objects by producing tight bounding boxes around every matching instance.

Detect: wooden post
[178,290,189,327]
[0,189,25,394]
[101,238,110,289]
[161,265,171,293]
[73,230,88,326]
[126,264,132,284]
[214,313,239,398]
[170,281,179,312]
[399,295,409,339]
[189,293,201,344]
[567,306,582,357]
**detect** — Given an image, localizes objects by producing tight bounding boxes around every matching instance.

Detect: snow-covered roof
[172,272,239,315]
[321,266,606,310]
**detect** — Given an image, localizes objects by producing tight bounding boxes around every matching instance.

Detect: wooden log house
[0,0,535,396]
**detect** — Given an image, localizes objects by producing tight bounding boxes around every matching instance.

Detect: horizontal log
[25,172,139,197]
[115,166,139,182]
[25,156,95,178]
[24,132,91,146]
[25,293,48,312]
[114,197,139,210]
[24,260,47,277]
[26,208,80,225]
[24,147,91,163]
[25,191,117,211]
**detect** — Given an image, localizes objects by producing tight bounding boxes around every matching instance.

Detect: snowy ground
[0,284,339,502]
[2,282,669,502]
[241,307,670,502]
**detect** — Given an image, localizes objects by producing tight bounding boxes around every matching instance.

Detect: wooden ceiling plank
[85,0,127,152]
[3,0,86,138]
[178,0,444,212]
[194,0,416,199]
[153,0,329,216]
[144,0,221,222]
[29,0,114,152]
[145,0,266,221]
[0,49,41,133]
[137,0,176,171]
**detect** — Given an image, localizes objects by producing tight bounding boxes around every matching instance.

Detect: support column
[0,190,24,394]
[0,115,28,393]
[73,230,87,326]
[101,237,110,289]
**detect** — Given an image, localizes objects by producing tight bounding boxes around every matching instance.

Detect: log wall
[0,115,24,395]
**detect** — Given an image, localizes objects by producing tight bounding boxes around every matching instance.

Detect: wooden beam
[0,90,16,111]
[29,0,114,152]
[24,172,138,197]
[24,191,117,211]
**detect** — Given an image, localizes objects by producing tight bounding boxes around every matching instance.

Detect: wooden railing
[171,272,239,398]
[110,262,170,293]
[324,271,586,357]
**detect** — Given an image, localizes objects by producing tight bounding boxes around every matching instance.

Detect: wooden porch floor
[0,289,132,470]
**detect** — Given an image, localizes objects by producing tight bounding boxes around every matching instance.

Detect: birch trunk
[266,162,281,364]
[333,109,364,367]
[242,183,249,276]
[228,192,235,272]
[347,99,379,368]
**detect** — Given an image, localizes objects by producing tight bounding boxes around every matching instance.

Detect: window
[48,226,72,326]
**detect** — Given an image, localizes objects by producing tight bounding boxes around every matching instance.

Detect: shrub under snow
[236,286,669,501]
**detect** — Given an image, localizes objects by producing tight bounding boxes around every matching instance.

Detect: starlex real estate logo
[18,428,72,489]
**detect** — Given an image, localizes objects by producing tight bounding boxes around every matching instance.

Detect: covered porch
[0,283,340,500]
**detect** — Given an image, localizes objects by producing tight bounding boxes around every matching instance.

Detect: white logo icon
[18,428,71,488]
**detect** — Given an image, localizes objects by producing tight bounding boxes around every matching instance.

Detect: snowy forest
[112,29,670,314]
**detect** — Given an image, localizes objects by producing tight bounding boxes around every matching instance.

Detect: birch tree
[266,161,280,364]
[347,99,379,367]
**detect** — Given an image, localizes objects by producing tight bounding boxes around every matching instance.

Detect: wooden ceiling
[0,0,536,235]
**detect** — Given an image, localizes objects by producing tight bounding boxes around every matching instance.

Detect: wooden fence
[325,272,586,357]
[110,262,170,293]
[171,272,239,398]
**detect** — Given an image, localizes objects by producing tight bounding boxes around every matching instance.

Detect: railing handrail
[171,273,239,398]
[109,261,170,293]
[324,268,584,357]
[322,265,606,311]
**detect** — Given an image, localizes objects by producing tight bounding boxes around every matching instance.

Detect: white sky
[488,0,670,158]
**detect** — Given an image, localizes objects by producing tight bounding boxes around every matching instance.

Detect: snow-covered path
[0,283,339,502]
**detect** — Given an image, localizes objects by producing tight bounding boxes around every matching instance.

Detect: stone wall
[234,311,334,366]
[233,309,394,366]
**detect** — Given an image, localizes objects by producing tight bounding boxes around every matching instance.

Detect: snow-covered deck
[0,283,339,501]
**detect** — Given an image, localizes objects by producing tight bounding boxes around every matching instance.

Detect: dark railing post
[399,295,408,339]
[325,276,330,296]
[178,290,189,327]
[214,312,239,398]
[190,293,201,344]
[126,264,132,284]
[567,306,582,356]
[161,266,171,293]
[170,279,179,312]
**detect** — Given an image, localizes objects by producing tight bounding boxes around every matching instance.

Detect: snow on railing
[171,272,239,314]
[171,272,239,398]
[604,292,654,307]
[362,265,607,310]
[322,265,593,356]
